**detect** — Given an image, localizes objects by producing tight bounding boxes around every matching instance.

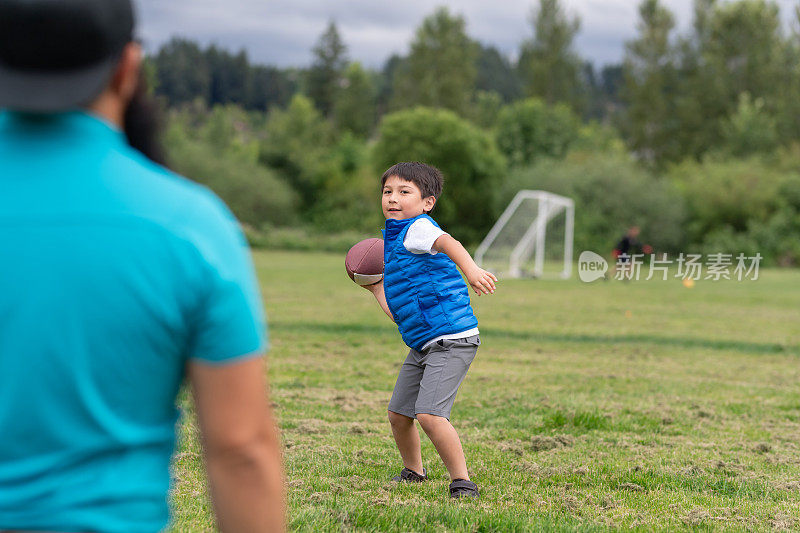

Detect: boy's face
[382,175,436,220]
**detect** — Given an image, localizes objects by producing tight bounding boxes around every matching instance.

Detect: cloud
[133,0,798,69]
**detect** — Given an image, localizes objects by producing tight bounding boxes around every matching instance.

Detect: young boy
[364,161,497,499]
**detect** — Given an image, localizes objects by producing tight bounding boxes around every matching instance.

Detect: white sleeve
[403,218,448,255]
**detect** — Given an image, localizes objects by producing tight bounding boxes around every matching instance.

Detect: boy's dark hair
[381,162,444,201]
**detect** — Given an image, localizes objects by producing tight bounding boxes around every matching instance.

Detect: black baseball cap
[0,0,135,112]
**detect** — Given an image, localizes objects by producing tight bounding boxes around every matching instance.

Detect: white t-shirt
[403,216,447,254]
[403,217,479,349]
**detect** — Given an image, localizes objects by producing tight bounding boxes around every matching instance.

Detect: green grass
[170,250,800,531]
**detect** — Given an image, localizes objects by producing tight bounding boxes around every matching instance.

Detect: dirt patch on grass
[348,423,373,434]
[774,481,800,491]
[601,495,618,510]
[682,507,711,526]
[771,513,799,531]
[681,464,703,476]
[295,419,330,434]
[754,442,773,454]
[618,482,645,492]
[529,435,573,451]
[498,441,525,456]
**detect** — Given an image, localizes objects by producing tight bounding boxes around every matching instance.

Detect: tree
[246,66,297,111]
[332,62,377,138]
[704,0,784,106]
[376,54,404,116]
[517,0,584,112]
[476,45,521,102]
[206,46,249,106]
[621,0,679,166]
[306,21,348,117]
[260,95,335,210]
[153,38,210,105]
[165,107,297,229]
[672,0,787,160]
[373,107,506,244]
[719,92,779,157]
[495,98,580,166]
[391,7,478,116]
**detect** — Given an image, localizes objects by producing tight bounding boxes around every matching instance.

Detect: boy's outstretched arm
[364,279,395,322]
[433,234,497,295]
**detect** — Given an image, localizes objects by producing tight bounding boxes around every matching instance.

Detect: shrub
[667,157,783,244]
[165,118,297,228]
[495,98,580,166]
[373,107,506,244]
[500,153,687,254]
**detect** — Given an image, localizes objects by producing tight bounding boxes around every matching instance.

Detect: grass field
[171,250,800,532]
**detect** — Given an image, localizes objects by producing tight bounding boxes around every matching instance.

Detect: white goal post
[475,190,574,279]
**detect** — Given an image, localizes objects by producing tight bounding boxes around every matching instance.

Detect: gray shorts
[387,335,480,420]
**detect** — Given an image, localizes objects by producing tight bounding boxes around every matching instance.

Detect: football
[345,238,384,286]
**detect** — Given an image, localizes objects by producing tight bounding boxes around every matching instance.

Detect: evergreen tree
[153,38,210,105]
[391,7,478,116]
[476,45,521,102]
[246,66,297,111]
[621,0,679,165]
[674,0,787,160]
[332,62,377,138]
[518,0,584,112]
[306,21,348,117]
[206,46,249,106]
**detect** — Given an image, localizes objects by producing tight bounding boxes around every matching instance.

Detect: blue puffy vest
[382,214,478,351]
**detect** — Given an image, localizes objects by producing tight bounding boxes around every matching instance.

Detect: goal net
[475,190,574,279]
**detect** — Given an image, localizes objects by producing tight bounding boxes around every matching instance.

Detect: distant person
[0,1,284,531]
[613,226,653,260]
[611,226,652,279]
[365,162,496,499]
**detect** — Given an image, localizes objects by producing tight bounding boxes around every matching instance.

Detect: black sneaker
[449,478,479,498]
[392,467,428,482]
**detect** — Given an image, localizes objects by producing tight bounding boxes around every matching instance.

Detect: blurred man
[0,0,284,531]
[613,226,651,260]
[610,226,653,280]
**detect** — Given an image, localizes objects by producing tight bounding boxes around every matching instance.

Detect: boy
[364,162,497,499]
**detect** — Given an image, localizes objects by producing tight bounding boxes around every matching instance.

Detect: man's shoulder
[113,146,232,220]
[106,145,241,251]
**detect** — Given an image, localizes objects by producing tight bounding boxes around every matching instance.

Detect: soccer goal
[475,190,574,279]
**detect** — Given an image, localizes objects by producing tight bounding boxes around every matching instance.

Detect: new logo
[578,251,608,282]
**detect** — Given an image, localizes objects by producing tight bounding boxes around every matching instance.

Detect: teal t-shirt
[0,111,267,532]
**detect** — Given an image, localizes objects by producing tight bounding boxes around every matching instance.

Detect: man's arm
[363,279,394,322]
[189,356,285,533]
[432,234,497,295]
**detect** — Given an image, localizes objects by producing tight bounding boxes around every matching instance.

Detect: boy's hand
[362,279,383,292]
[465,267,497,296]
[362,279,394,322]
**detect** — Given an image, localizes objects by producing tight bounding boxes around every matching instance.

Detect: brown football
[345,238,384,286]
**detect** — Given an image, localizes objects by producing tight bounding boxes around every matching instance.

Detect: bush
[165,117,297,228]
[372,107,506,244]
[495,98,580,167]
[306,133,384,233]
[500,153,687,254]
[259,94,336,210]
[667,157,800,266]
[667,157,783,244]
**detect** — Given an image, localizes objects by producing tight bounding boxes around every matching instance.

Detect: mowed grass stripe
[269,320,795,354]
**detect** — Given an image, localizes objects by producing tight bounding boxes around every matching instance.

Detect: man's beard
[123,72,168,167]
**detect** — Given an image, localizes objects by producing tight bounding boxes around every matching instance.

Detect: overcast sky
[135,0,799,69]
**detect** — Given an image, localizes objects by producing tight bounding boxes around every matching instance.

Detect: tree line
[153,0,800,267]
